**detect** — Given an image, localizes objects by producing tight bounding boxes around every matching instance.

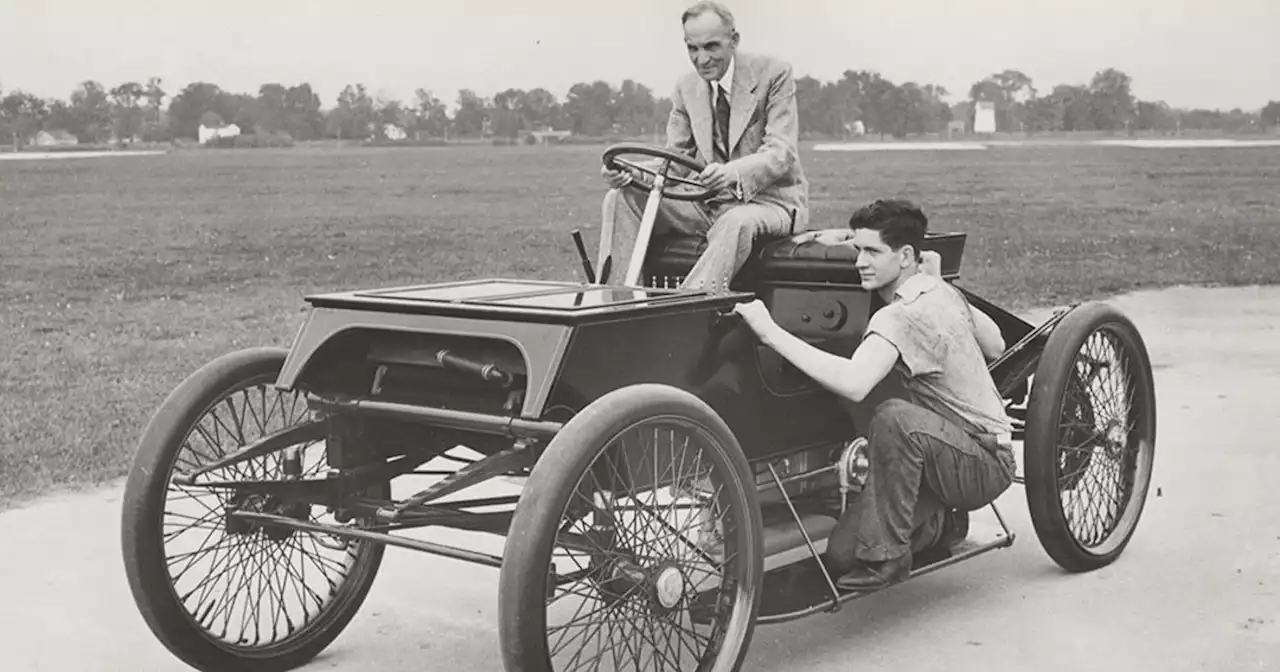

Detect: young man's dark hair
[847,198,928,258]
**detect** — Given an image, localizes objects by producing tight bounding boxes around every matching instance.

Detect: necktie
[713,84,731,163]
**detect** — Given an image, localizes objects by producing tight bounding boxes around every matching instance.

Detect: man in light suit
[597,1,809,293]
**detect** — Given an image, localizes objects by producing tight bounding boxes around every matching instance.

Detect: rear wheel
[121,347,387,672]
[1024,303,1157,572]
[499,384,764,672]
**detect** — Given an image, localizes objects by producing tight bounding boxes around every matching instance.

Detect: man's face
[683,12,738,82]
[851,228,911,291]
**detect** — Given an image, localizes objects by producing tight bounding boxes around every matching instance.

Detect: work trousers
[597,186,799,294]
[825,380,1017,570]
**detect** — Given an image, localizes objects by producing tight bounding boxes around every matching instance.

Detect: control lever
[598,256,613,285]
[569,229,596,284]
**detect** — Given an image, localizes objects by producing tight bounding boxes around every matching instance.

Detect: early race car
[120,143,1157,672]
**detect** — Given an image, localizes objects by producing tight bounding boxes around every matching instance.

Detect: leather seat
[643,229,967,286]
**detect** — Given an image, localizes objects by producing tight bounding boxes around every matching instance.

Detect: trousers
[597,186,799,293]
[825,382,1017,569]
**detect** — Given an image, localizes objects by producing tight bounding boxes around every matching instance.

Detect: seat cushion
[644,229,967,286]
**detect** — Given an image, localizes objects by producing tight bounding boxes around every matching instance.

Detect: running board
[743,463,1016,624]
[689,504,1016,627]
[756,505,1016,624]
[754,532,1015,624]
[750,502,1018,578]
[761,513,837,572]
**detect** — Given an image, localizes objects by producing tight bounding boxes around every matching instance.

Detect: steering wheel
[602,142,715,202]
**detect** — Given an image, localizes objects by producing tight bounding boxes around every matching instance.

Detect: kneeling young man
[731,199,1016,590]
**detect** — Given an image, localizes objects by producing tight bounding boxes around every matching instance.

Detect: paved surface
[1,285,1277,671]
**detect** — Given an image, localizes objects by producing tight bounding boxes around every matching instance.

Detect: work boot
[835,551,912,591]
[938,508,970,550]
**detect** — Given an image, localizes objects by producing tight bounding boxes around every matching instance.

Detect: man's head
[682,2,739,82]
[847,199,929,294]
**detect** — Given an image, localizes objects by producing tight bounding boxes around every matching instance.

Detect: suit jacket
[665,50,810,230]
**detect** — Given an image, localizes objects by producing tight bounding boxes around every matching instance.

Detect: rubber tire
[1024,303,1157,573]
[120,347,386,672]
[498,383,764,672]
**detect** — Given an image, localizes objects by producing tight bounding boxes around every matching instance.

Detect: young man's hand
[731,299,777,338]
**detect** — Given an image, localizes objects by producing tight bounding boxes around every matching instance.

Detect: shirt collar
[714,56,735,96]
[893,272,939,303]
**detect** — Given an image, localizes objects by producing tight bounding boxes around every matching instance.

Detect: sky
[1,0,1277,112]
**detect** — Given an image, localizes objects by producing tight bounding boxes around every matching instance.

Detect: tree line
[2,67,1278,149]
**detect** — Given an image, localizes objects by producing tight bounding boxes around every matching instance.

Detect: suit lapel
[686,74,715,162]
[727,55,759,155]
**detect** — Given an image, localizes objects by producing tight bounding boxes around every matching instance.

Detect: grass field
[2,142,1278,507]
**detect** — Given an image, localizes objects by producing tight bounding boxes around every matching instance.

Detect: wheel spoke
[1051,324,1153,553]
[543,413,751,672]
[147,375,378,653]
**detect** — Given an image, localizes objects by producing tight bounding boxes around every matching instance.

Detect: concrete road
[1,285,1277,671]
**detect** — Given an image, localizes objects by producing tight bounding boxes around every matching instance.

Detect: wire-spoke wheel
[499,384,763,672]
[1024,303,1157,572]
[121,347,387,672]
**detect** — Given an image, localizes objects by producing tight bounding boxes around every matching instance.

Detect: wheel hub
[592,556,641,603]
[594,557,689,614]
[225,492,311,541]
[654,566,686,609]
[1104,420,1127,455]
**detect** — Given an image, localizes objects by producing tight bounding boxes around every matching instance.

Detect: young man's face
[851,228,912,292]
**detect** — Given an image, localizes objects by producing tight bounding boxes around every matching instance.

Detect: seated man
[731,198,1016,590]
[598,1,809,294]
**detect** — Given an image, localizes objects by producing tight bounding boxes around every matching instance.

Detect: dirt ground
[1,284,1276,671]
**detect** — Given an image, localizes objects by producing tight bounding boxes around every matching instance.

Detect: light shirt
[714,57,735,99]
[864,273,1014,442]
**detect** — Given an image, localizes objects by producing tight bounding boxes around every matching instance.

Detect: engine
[752,438,870,515]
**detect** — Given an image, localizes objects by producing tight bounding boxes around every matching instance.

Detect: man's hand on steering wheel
[601,163,636,189]
[600,143,718,202]
[698,162,738,193]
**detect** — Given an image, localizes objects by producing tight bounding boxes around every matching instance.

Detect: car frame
[120,142,1158,672]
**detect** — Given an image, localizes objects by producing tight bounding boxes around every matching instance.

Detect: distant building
[973,101,997,134]
[199,123,241,144]
[526,128,572,145]
[383,124,407,141]
[34,130,79,147]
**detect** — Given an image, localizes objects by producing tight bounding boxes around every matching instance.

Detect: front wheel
[499,384,764,672]
[1024,303,1157,573]
[120,347,387,672]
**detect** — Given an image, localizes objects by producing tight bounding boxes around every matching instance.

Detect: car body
[120,144,1157,672]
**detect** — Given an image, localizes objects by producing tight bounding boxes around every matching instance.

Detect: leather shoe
[938,508,970,550]
[835,552,912,591]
